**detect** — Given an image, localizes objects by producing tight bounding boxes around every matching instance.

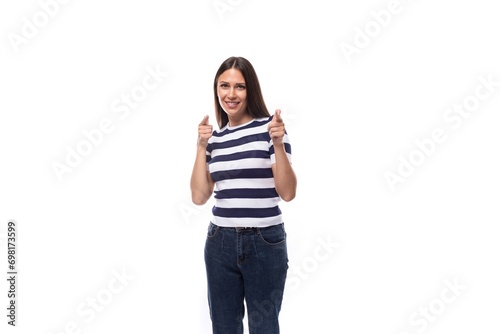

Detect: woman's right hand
[191,115,215,205]
[198,115,213,148]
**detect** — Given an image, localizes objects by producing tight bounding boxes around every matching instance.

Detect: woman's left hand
[268,109,285,145]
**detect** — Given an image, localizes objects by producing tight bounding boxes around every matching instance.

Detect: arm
[268,110,297,202]
[190,115,215,205]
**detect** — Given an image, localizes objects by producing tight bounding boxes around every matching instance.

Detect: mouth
[225,101,239,109]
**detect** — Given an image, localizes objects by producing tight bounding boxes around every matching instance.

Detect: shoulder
[252,116,273,128]
[260,116,273,123]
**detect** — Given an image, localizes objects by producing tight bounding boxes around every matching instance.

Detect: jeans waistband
[218,226,258,231]
[212,223,283,232]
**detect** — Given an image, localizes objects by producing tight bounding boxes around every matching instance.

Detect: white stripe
[210,158,272,173]
[211,215,282,228]
[212,141,269,157]
[270,152,292,164]
[215,178,275,191]
[215,197,280,209]
[211,122,269,143]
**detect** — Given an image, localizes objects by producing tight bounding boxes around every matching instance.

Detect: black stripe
[213,118,271,137]
[211,168,273,182]
[212,132,271,150]
[215,188,279,199]
[210,150,269,163]
[269,142,291,156]
[213,206,281,218]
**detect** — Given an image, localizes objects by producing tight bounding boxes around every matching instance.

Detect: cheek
[218,97,224,109]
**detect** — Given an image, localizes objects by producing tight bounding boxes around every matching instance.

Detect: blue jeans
[204,222,289,334]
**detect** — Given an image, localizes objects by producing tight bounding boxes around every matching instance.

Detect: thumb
[200,115,209,125]
[274,109,282,122]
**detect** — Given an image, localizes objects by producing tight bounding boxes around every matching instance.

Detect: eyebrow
[219,81,246,85]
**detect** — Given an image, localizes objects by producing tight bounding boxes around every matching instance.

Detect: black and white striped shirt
[206,116,292,227]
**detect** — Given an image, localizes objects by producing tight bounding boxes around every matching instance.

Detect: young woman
[190,56,297,334]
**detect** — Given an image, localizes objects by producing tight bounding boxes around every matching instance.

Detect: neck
[228,114,253,127]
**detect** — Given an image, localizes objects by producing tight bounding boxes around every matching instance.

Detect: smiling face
[217,68,250,126]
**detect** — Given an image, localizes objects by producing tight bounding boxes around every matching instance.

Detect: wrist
[197,141,208,152]
[272,139,285,148]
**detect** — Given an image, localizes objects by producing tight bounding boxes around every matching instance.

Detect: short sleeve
[269,132,292,164]
[206,140,213,171]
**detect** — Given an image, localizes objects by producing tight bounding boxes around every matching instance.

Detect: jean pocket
[207,222,220,239]
[257,223,286,245]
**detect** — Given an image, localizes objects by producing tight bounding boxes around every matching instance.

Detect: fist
[198,115,213,148]
[267,109,285,145]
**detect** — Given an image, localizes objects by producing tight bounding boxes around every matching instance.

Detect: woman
[190,56,297,334]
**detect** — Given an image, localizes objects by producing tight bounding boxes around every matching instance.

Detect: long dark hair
[213,56,270,129]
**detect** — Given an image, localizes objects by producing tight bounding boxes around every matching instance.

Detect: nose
[228,87,236,99]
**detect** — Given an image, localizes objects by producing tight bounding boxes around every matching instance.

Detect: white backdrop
[1,0,499,333]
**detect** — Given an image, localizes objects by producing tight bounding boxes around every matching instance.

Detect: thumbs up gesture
[198,115,213,148]
[268,109,285,145]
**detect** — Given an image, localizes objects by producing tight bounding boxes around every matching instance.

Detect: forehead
[218,68,245,82]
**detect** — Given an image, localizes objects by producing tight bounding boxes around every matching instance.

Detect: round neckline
[226,118,255,130]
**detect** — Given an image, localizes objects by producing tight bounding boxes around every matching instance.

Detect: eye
[220,83,229,88]
[237,85,246,90]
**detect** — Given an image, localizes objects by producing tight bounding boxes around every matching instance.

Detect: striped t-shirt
[206,116,292,228]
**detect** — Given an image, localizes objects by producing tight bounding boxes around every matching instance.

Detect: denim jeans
[204,222,289,334]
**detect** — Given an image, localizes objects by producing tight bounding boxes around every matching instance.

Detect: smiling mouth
[225,101,239,108]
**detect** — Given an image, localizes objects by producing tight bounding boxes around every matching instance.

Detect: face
[217,68,249,124]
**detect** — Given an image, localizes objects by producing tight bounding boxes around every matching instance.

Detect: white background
[1,0,499,333]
